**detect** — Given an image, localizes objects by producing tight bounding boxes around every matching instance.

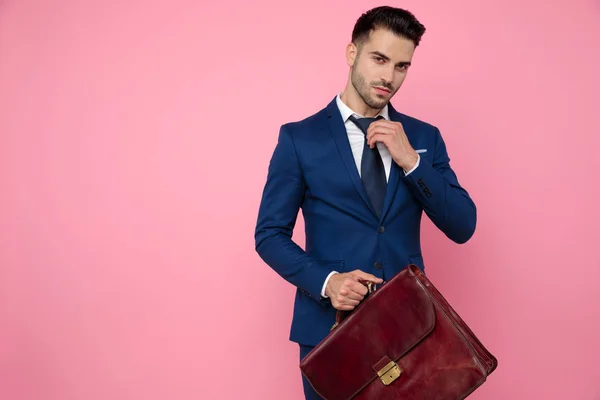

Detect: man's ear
[346,42,358,67]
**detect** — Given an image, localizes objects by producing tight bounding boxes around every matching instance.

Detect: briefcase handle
[330,280,377,331]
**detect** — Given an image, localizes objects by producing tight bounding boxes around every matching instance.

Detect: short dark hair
[351,6,426,48]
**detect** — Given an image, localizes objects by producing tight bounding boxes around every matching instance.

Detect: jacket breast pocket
[415,149,431,165]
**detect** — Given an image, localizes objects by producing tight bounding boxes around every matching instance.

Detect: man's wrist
[321,271,339,298]
[401,152,419,172]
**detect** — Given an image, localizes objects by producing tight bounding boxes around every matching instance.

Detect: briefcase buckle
[377,360,402,385]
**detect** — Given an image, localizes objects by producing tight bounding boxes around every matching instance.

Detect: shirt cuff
[404,154,420,176]
[321,271,339,298]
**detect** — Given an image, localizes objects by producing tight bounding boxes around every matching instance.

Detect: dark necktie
[348,115,387,217]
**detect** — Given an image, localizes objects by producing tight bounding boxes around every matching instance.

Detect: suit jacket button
[378,226,385,233]
[374,261,382,270]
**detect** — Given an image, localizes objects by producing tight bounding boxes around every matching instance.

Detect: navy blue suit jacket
[254,96,476,347]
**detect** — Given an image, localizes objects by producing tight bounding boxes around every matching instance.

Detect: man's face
[349,28,416,110]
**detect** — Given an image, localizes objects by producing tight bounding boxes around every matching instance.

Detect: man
[254,6,476,399]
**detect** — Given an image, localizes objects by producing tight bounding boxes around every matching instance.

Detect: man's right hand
[325,270,383,311]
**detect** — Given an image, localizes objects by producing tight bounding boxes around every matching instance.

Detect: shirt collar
[335,93,390,122]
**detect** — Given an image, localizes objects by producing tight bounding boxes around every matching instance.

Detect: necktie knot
[348,115,384,135]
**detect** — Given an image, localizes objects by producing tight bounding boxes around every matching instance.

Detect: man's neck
[339,87,383,118]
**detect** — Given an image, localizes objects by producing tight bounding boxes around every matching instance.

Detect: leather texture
[299,264,497,400]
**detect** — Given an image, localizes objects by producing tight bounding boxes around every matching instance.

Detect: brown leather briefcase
[299,264,497,399]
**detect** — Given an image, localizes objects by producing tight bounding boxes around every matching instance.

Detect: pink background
[1,0,599,399]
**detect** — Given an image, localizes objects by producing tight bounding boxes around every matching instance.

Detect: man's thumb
[353,270,383,283]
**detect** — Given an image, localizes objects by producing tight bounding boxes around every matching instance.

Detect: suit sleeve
[254,125,332,306]
[403,127,477,244]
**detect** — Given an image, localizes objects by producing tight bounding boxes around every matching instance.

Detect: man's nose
[380,68,394,87]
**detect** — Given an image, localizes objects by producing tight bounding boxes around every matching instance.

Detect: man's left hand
[367,120,419,172]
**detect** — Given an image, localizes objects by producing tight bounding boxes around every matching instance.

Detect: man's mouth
[374,86,391,94]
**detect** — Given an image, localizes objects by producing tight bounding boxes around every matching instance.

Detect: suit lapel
[326,97,379,218]
[379,102,404,222]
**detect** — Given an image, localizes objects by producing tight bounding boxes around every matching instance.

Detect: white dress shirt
[320,94,420,298]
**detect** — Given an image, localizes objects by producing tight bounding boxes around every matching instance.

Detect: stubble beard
[351,67,389,111]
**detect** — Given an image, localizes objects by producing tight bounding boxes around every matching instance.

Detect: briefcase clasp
[377,360,402,385]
